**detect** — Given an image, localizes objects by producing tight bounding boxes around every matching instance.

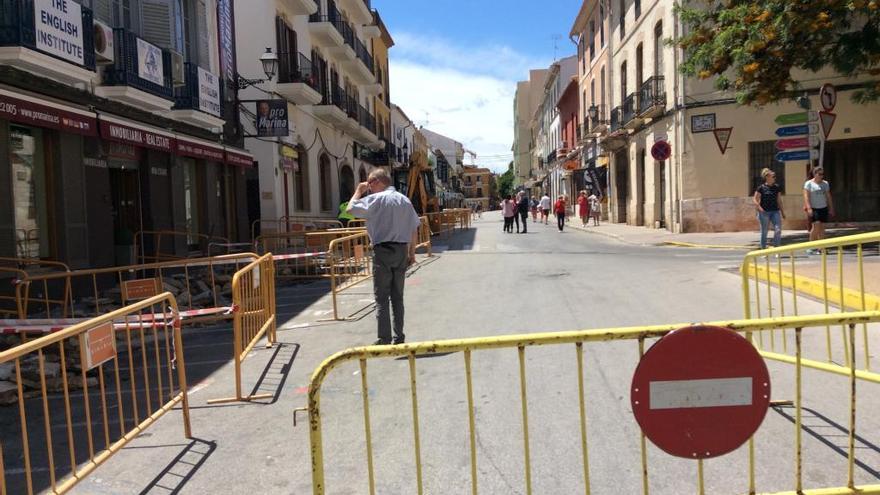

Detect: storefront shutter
[141,0,176,49]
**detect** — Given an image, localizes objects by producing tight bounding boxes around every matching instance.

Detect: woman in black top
[753,168,786,249]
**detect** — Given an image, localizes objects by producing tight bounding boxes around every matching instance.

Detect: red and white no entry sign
[631,326,770,459]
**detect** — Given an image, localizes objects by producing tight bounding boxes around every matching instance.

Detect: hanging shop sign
[0,91,96,136]
[34,0,85,66]
[280,145,298,171]
[256,99,289,137]
[198,67,222,117]
[137,37,165,86]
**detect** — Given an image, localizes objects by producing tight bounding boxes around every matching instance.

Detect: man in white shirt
[347,169,421,345]
[539,193,552,225]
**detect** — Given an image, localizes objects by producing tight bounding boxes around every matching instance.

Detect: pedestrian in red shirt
[554,195,567,232]
[577,190,590,227]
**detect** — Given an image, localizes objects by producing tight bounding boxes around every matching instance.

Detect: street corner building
[0,0,254,267]
[514,0,880,233]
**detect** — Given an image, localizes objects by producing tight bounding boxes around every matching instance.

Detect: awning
[224,147,254,167]
[98,113,175,152]
[175,135,225,161]
[0,87,97,136]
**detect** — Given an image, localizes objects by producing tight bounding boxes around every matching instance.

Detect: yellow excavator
[405,150,440,215]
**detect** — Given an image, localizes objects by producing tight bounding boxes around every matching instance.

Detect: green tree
[677,0,880,105]
[497,161,515,199]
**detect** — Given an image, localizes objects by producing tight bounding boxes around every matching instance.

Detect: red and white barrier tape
[272,251,327,261]
[0,306,234,335]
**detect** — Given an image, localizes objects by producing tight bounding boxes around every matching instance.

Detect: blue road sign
[775,150,812,162]
[775,125,809,137]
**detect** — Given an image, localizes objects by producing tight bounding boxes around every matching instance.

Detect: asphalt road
[59,211,880,495]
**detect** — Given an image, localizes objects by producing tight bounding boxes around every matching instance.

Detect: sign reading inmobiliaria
[34,0,85,66]
[100,120,173,152]
[176,138,225,161]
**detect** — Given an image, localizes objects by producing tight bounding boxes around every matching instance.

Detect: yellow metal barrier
[346,218,367,229]
[0,253,257,325]
[251,217,344,239]
[257,230,365,281]
[133,230,230,264]
[0,292,191,494]
[208,253,277,403]
[306,311,880,495]
[327,232,374,321]
[741,232,880,375]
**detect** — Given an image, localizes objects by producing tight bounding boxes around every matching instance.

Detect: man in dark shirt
[517,193,530,234]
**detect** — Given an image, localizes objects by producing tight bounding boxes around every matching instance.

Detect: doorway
[614,150,628,223]
[823,138,880,221]
[637,149,646,225]
[109,166,142,265]
[339,165,355,202]
[659,160,667,227]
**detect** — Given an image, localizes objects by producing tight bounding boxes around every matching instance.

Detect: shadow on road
[772,404,880,479]
[137,437,217,495]
[246,343,300,406]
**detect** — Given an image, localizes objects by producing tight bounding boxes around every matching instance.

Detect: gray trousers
[373,243,408,342]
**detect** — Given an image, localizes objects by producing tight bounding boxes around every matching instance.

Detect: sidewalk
[568,221,877,250]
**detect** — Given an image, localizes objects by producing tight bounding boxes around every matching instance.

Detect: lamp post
[236,48,279,89]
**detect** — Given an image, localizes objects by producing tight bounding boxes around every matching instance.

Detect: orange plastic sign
[122,278,159,301]
[80,322,116,370]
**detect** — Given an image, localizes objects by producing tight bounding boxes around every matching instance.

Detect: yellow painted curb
[663,241,751,250]
[746,264,880,312]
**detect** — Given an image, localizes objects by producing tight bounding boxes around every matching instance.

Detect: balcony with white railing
[339,0,372,24]
[313,84,349,126]
[308,7,347,50]
[276,52,323,105]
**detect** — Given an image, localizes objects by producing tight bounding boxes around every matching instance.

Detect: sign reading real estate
[198,67,222,117]
[34,0,85,66]
[256,100,288,137]
[137,38,165,86]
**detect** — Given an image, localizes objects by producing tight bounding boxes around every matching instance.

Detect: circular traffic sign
[820,83,837,112]
[651,140,671,161]
[631,326,770,459]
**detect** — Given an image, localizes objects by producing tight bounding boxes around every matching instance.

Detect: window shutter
[141,0,176,49]
[92,0,112,24]
[197,0,210,69]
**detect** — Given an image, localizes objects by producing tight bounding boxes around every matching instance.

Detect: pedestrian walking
[513,191,522,233]
[753,168,785,249]
[347,169,421,346]
[530,197,538,222]
[554,195,567,232]
[517,192,530,233]
[501,195,515,233]
[577,190,590,227]
[588,193,601,226]
[802,166,835,254]
[476,203,483,219]
[540,193,552,225]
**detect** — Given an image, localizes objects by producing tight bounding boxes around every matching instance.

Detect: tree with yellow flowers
[677,0,880,105]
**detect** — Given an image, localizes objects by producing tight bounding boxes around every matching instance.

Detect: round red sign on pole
[631,326,770,459]
[651,140,671,161]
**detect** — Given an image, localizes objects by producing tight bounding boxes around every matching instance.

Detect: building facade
[461,166,492,211]
[1,0,253,267]
[569,0,880,232]
[236,0,384,232]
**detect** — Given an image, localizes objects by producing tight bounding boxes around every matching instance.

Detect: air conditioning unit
[93,20,114,64]
[169,50,185,87]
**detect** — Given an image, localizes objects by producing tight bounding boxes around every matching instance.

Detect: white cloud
[389,33,550,174]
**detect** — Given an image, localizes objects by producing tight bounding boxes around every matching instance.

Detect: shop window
[319,154,333,212]
[295,147,310,211]
[748,141,786,194]
[10,126,50,258]
[181,158,201,244]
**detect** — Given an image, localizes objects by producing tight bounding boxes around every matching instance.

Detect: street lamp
[237,47,279,89]
[588,105,599,121]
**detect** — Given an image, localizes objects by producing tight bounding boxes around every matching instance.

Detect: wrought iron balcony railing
[103,28,173,100]
[622,93,637,125]
[278,52,320,92]
[638,76,666,116]
[609,106,623,132]
[0,0,96,70]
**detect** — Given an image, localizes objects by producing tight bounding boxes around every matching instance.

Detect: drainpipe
[673,9,685,233]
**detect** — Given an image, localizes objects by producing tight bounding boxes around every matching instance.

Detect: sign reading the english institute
[137,38,165,86]
[198,67,222,117]
[256,100,288,137]
[34,0,85,66]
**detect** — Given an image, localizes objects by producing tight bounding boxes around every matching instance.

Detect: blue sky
[375,0,581,172]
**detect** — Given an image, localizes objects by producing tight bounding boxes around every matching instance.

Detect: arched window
[319,154,333,212]
[295,145,310,211]
[358,166,367,183]
[339,164,355,201]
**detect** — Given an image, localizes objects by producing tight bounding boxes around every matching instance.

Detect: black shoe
[373,339,391,346]
[392,336,405,345]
